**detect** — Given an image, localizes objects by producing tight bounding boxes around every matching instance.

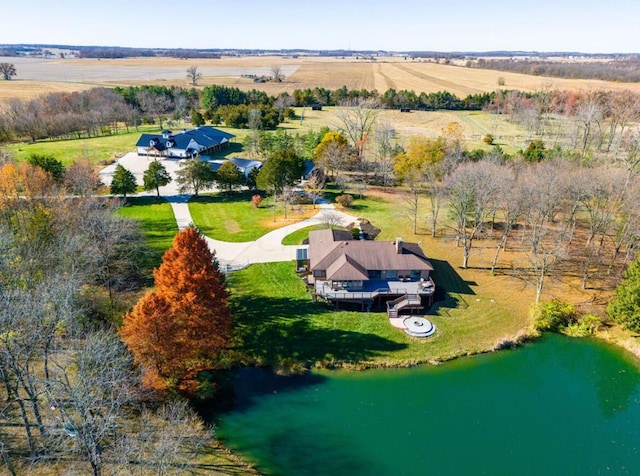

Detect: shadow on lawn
[231,294,407,366]
[429,258,476,313]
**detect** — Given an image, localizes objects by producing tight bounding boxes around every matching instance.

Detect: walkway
[101,154,358,268]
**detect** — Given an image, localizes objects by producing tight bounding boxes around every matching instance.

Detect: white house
[136,126,235,158]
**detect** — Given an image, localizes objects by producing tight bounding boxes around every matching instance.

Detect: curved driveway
[100,153,357,268]
[169,198,356,267]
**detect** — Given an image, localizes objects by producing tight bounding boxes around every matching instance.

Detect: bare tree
[138,90,173,129]
[519,162,571,302]
[490,164,525,273]
[321,211,344,229]
[47,331,137,476]
[304,169,326,209]
[186,66,202,86]
[603,90,640,154]
[572,92,604,158]
[372,121,396,186]
[270,65,284,82]
[64,159,103,197]
[314,138,351,185]
[443,161,503,269]
[337,98,379,162]
[126,401,209,473]
[0,63,16,80]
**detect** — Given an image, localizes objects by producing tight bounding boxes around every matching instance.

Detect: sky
[2,0,639,53]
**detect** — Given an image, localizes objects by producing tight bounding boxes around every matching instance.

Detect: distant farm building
[136,126,235,159]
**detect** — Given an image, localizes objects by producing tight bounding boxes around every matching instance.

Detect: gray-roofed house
[303,229,435,312]
[136,126,235,159]
[206,157,263,178]
[229,157,263,178]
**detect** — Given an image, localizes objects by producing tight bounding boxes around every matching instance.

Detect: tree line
[5,81,639,147]
[468,57,640,83]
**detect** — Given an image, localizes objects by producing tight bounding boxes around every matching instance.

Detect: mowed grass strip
[281,224,327,245]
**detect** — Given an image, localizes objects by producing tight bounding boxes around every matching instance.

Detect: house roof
[325,254,370,281]
[303,159,316,178]
[230,157,262,170]
[308,230,433,279]
[136,126,235,152]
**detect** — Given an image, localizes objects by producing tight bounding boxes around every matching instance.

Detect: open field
[3,55,640,106]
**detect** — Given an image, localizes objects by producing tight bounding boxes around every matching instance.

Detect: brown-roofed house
[303,229,435,311]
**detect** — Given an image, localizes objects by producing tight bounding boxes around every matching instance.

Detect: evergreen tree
[607,258,640,332]
[28,154,65,184]
[142,160,171,197]
[110,164,137,198]
[120,226,232,393]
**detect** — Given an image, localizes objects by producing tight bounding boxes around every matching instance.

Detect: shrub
[350,227,361,239]
[531,300,578,332]
[335,194,353,208]
[251,194,263,208]
[483,134,494,145]
[565,313,603,337]
[524,140,546,162]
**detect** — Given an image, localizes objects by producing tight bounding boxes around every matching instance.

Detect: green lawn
[9,125,159,166]
[189,191,316,243]
[8,123,243,167]
[281,224,328,245]
[228,260,532,370]
[188,192,276,242]
[117,196,178,268]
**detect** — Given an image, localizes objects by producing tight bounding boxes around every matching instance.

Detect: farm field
[2,55,640,105]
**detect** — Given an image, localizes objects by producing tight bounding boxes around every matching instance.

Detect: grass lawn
[281,224,328,245]
[226,185,541,367]
[189,191,317,242]
[228,260,533,370]
[7,123,243,167]
[117,196,178,268]
[9,125,160,166]
[226,185,566,369]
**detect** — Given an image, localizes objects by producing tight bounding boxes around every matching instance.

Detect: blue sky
[2,0,638,53]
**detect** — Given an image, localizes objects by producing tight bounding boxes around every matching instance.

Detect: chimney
[395,238,403,254]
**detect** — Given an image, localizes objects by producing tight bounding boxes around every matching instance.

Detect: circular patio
[403,316,436,338]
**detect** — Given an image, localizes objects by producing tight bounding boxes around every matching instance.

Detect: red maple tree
[121,226,232,392]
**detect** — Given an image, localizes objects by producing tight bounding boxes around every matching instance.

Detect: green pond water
[216,335,640,475]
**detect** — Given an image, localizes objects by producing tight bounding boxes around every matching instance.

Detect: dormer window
[149,139,156,147]
[166,140,174,148]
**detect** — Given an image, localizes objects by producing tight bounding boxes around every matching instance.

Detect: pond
[216,335,640,475]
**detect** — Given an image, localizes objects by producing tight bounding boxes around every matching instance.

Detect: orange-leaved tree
[120,226,232,393]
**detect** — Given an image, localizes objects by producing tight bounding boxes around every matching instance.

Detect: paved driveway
[100,155,358,267]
